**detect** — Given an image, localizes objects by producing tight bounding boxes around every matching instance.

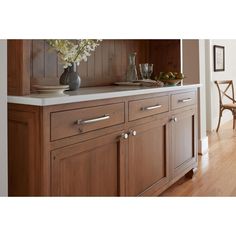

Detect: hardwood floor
[161,121,236,196]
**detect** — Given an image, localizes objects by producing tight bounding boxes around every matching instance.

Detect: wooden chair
[215,80,236,132]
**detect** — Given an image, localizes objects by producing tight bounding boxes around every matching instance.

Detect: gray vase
[60,63,81,91]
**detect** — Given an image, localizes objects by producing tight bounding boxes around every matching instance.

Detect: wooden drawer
[50,103,125,141]
[171,91,196,110]
[128,96,169,121]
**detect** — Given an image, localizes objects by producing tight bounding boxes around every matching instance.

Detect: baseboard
[198,136,208,155]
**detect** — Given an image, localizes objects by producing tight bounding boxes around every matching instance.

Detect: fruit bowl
[159,78,182,86]
[155,72,185,86]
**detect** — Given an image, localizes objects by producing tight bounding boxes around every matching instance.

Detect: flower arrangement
[47,39,102,68]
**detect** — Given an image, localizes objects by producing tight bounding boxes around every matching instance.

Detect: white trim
[198,136,209,155]
[180,39,183,73]
[205,40,213,132]
[0,40,8,196]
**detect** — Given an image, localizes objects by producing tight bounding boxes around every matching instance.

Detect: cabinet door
[51,131,126,196]
[171,108,197,178]
[127,118,169,196]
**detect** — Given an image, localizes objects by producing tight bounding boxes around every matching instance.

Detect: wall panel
[8,39,181,94]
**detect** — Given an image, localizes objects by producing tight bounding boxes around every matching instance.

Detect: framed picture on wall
[213,45,225,71]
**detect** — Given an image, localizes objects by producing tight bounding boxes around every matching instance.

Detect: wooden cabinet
[127,117,169,196]
[8,105,41,196]
[171,91,196,110]
[128,96,169,121]
[50,102,125,141]
[171,108,197,179]
[8,88,198,196]
[51,130,126,196]
[7,40,181,96]
[7,40,31,96]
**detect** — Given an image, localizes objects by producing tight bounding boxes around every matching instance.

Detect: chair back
[214,80,235,106]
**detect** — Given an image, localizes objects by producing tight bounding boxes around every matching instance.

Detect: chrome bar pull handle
[178,98,192,103]
[141,104,162,111]
[77,114,110,125]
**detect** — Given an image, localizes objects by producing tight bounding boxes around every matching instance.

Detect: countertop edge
[8,84,201,106]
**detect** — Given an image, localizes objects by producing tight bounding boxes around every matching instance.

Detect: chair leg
[234,114,236,130]
[216,109,222,132]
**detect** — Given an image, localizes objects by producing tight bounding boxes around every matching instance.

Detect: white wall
[0,40,7,196]
[206,40,236,131]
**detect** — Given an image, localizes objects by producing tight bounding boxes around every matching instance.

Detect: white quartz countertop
[8,84,201,106]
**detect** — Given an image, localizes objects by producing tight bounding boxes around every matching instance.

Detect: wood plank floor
[161,121,236,196]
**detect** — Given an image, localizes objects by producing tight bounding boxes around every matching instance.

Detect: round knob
[171,117,178,122]
[122,133,129,139]
[132,130,137,136]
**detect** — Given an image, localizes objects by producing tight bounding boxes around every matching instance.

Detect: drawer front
[128,96,169,121]
[51,103,125,141]
[171,91,196,110]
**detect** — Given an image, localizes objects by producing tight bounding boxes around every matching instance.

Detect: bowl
[160,78,183,86]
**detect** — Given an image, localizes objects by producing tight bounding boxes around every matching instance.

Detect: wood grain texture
[28,40,180,88]
[127,118,169,196]
[8,88,197,196]
[50,102,125,141]
[162,121,236,196]
[171,91,196,110]
[128,95,169,121]
[8,104,41,196]
[171,109,197,178]
[7,40,31,95]
[149,40,181,77]
[7,39,181,94]
[51,131,125,196]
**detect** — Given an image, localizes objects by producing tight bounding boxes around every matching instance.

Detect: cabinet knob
[121,133,129,139]
[131,130,137,136]
[171,117,178,122]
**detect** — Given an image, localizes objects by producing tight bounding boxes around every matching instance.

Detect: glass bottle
[126,52,138,82]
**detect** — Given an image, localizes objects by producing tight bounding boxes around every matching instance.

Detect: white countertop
[8,84,201,106]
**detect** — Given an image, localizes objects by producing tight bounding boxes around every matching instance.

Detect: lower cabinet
[171,108,197,178]
[8,89,198,196]
[51,117,171,196]
[51,131,126,196]
[127,117,169,196]
[50,110,197,196]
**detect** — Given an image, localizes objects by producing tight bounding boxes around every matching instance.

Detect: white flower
[47,39,102,68]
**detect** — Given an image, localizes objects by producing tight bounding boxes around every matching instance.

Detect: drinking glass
[139,63,153,80]
[139,64,149,80]
[147,64,153,79]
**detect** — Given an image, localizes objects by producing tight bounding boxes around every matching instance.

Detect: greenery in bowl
[155,72,185,85]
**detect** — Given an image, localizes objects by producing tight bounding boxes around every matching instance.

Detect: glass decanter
[126,52,138,82]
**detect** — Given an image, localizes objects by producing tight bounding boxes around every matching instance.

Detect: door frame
[0,40,8,196]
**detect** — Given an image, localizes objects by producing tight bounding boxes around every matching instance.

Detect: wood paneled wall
[8,39,181,95]
[30,40,149,87]
[8,40,31,95]
[149,40,181,76]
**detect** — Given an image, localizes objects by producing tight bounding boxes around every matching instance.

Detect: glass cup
[147,64,153,79]
[139,63,153,80]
